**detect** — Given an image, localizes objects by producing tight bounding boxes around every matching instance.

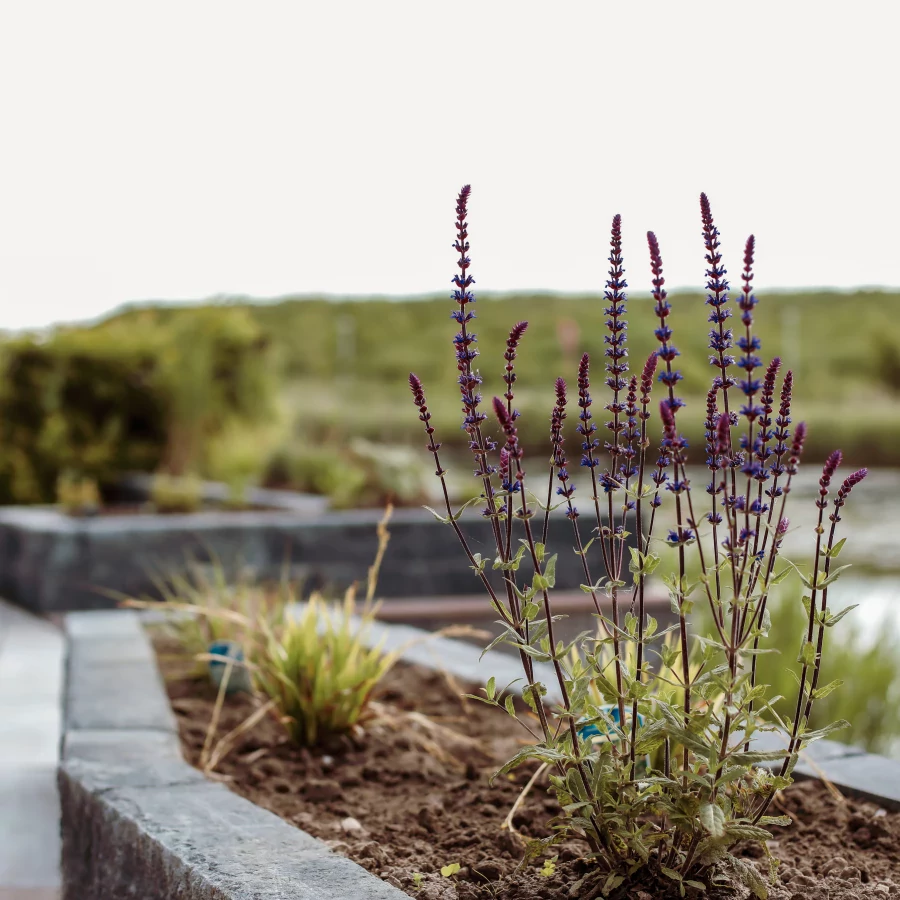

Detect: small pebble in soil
[340,816,365,833]
[822,857,849,876]
[839,865,862,881]
[470,858,506,882]
[302,778,343,801]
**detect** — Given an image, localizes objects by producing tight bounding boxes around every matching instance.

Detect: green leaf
[729,857,768,898]
[486,676,496,701]
[812,679,843,700]
[824,604,858,627]
[492,743,570,781]
[660,865,683,882]
[534,542,545,564]
[699,801,725,837]
[440,863,461,878]
[422,506,451,524]
[827,537,847,558]
[730,749,789,766]
[797,641,816,666]
[504,694,516,717]
[758,815,792,827]
[817,563,852,588]
[726,824,773,842]
[522,682,548,714]
[768,567,791,587]
[800,718,850,743]
[544,554,558,589]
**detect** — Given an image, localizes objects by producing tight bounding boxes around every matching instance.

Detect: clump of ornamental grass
[131,507,411,749]
[252,510,406,745]
[408,186,868,897]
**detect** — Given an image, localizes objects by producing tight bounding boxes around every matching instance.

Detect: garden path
[0,600,61,900]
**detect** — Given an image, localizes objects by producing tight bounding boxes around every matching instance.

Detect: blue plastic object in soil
[208,640,253,694]
[578,704,650,774]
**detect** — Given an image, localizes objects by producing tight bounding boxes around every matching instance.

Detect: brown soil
[158,646,900,899]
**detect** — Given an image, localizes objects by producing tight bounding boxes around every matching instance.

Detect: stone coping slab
[2,493,633,613]
[60,610,900,899]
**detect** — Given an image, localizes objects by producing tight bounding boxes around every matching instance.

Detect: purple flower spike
[700,193,736,395]
[409,373,446,477]
[660,400,677,445]
[555,376,567,407]
[503,320,529,409]
[817,449,843,508]
[550,378,568,467]
[831,466,866,524]
[577,353,599,468]
[647,231,685,409]
[787,421,807,476]
[604,214,629,459]
[715,410,732,457]
[822,449,843,484]
[640,354,657,403]
[449,186,498,480]
[836,468,868,504]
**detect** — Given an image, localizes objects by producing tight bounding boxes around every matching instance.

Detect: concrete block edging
[59,610,900,899]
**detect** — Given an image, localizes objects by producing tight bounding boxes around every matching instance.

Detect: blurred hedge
[0,307,274,504]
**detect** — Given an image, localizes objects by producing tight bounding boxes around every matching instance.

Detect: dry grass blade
[200,658,235,770]
[206,699,278,773]
[503,762,548,838]
[796,750,846,804]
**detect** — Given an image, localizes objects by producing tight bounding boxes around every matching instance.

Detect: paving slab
[0,600,63,892]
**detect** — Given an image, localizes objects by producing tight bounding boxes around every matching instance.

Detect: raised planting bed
[60,610,900,900]
[0,478,636,613]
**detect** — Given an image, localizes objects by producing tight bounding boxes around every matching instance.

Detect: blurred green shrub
[753,588,900,756]
[696,581,900,756]
[0,307,274,504]
[150,474,204,514]
[263,437,430,508]
[55,470,101,516]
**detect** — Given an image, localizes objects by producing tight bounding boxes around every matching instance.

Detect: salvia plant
[408,186,868,897]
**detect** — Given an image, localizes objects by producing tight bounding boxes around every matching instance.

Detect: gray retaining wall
[59,610,900,899]
[1,493,627,613]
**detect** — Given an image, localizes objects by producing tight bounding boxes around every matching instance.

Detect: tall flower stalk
[409,186,866,894]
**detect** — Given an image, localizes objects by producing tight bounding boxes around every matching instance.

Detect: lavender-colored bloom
[604,215,629,463]
[618,375,639,481]
[715,411,731,458]
[639,354,657,417]
[769,369,793,479]
[408,373,446,478]
[700,193,737,395]
[744,357,781,482]
[577,353,600,468]
[503,321,529,415]
[787,421,807,476]
[450,186,496,481]
[666,527,696,546]
[816,449,843,509]
[835,468,868,505]
[550,378,576,510]
[828,465,867,536]
[736,235,764,421]
[648,232,686,413]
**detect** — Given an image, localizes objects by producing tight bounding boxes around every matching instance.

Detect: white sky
[0,1,897,330]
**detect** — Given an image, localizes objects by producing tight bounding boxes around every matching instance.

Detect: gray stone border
[1,488,630,613]
[60,610,900,899]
